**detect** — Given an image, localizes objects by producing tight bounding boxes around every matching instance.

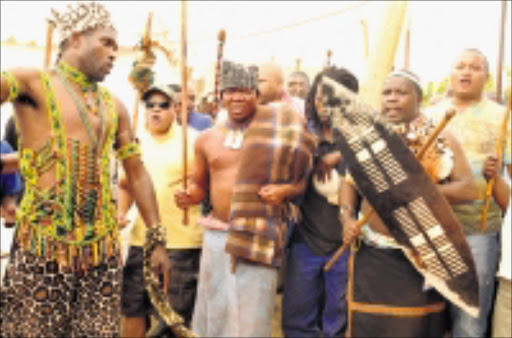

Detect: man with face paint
[340,70,476,337]
[282,66,358,338]
[118,85,203,337]
[0,2,169,337]
[175,60,314,337]
[427,49,512,338]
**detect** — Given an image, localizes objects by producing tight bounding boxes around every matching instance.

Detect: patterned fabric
[15,72,119,270]
[0,244,121,338]
[351,243,447,337]
[427,98,511,234]
[225,103,315,267]
[48,1,116,46]
[1,71,20,102]
[321,75,479,317]
[117,142,141,161]
[220,60,258,91]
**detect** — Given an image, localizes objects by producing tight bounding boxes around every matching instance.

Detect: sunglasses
[146,101,170,109]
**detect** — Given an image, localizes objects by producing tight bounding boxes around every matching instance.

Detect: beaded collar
[58,61,98,92]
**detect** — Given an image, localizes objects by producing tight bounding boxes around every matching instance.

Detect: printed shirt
[129,125,203,249]
[426,98,511,234]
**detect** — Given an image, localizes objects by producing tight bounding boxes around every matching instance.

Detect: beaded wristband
[1,71,20,102]
[117,142,141,160]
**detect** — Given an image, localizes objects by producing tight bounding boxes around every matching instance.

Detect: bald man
[258,62,285,104]
[258,62,305,118]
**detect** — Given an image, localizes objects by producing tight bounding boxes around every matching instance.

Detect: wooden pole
[132,12,153,137]
[180,0,190,225]
[296,57,302,71]
[481,103,511,230]
[44,21,54,69]
[214,29,226,115]
[360,19,369,63]
[359,1,409,108]
[404,26,410,71]
[496,0,507,104]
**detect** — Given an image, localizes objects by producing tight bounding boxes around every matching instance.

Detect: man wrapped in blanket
[175,60,315,337]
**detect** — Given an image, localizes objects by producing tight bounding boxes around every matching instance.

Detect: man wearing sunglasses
[118,84,203,337]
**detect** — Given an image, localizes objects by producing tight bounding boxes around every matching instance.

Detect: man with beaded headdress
[174,60,315,337]
[338,70,477,337]
[0,2,170,337]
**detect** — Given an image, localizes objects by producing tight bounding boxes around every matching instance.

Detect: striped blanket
[225,103,315,267]
[322,76,480,317]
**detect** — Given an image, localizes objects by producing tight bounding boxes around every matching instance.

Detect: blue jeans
[450,233,500,337]
[282,240,348,337]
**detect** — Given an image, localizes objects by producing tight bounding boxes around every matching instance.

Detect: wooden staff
[327,49,333,68]
[496,0,507,104]
[359,1,409,109]
[296,57,302,71]
[480,102,511,231]
[324,108,457,271]
[404,25,410,70]
[180,0,190,225]
[132,12,153,137]
[360,19,369,63]
[214,29,226,115]
[44,20,54,70]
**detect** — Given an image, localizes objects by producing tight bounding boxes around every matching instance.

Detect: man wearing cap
[118,84,203,337]
[340,70,476,337]
[175,60,314,336]
[0,2,169,337]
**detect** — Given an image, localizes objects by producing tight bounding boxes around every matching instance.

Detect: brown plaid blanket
[321,76,480,317]
[225,103,315,267]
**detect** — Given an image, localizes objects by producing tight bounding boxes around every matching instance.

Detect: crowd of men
[0,2,511,338]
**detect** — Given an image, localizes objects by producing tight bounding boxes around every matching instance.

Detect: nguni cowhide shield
[321,75,480,317]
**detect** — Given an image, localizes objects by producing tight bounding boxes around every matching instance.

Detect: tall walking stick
[44,20,54,69]
[214,29,226,115]
[496,0,507,104]
[131,12,154,137]
[180,0,190,225]
[480,96,511,231]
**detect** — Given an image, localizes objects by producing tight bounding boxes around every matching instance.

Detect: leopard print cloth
[1,243,121,338]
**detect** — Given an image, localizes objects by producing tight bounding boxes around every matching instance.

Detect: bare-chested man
[0,2,169,337]
[175,60,313,337]
[341,70,476,337]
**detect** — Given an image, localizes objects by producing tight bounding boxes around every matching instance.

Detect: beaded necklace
[58,61,101,114]
[56,62,106,149]
[220,120,249,149]
[16,71,119,270]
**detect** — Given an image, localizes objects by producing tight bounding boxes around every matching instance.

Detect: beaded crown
[49,1,116,46]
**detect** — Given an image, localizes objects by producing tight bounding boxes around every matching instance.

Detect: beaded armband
[117,142,141,160]
[143,223,195,337]
[1,71,20,102]
[145,224,167,249]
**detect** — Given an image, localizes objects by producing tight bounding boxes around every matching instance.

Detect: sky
[1,0,510,83]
